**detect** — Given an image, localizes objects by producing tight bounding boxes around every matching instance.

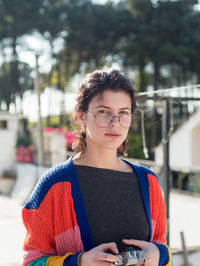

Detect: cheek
[121,129,129,141]
[85,120,101,137]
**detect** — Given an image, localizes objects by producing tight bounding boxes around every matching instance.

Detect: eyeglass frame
[87,111,134,128]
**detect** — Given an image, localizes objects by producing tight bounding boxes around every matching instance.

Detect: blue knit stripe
[24,162,71,209]
[122,159,152,241]
[67,157,94,251]
[153,243,170,266]
[123,160,171,265]
[63,252,80,266]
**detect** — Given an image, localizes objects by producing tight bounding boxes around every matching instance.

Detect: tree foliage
[1,0,199,95]
[0,61,33,109]
[0,0,200,154]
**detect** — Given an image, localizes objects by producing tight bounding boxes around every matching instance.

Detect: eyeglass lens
[96,114,132,128]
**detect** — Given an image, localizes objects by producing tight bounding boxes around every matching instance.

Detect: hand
[80,242,120,266]
[122,239,160,266]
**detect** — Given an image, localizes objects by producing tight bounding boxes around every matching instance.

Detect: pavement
[0,195,26,266]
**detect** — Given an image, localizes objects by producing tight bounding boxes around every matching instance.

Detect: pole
[180,232,189,266]
[162,100,170,244]
[34,54,44,167]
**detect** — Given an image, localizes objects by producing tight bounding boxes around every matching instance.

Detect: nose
[109,116,120,127]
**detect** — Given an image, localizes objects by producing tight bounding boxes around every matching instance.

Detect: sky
[19,88,77,122]
[13,34,77,121]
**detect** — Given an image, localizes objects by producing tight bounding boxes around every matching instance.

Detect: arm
[148,173,172,266]
[21,171,85,266]
[23,206,119,266]
[22,207,80,266]
[22,202,120,266]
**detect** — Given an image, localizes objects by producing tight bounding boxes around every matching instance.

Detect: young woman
[22,69,172,266]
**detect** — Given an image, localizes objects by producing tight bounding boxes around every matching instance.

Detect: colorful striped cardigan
[22,157,172,266]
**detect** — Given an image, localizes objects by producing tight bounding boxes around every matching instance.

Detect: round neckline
[74,164,133,174]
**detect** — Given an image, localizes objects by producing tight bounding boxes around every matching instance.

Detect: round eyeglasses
[87,112,134,128]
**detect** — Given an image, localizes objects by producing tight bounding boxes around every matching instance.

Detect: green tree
[0,61,33,111]
[42,0,122,126]
[0,0,47,112]
[58,0,121,74]
[0,62,11,110]
[121,0,199,154]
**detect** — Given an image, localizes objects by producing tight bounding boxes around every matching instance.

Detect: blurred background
[0,0,200,265]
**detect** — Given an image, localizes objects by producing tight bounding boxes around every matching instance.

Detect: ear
[77,111,86,126]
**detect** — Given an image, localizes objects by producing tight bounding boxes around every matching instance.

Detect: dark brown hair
[72,68,136,156]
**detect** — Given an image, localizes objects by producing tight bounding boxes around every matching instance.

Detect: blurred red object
[16,145,34,163]
[43,128,75,150]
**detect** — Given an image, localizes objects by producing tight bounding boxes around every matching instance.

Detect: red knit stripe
[147,174,167,244]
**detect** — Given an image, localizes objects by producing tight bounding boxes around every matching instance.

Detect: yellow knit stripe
[164,244,173,266]
[46,252,74,266]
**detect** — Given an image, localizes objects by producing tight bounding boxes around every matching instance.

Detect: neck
[73,145,133,172]
[73,146,120,170]
[85,148,119,169]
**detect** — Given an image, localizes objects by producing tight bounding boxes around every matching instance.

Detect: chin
[104,143,123,151]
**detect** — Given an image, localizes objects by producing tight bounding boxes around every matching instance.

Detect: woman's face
[81,90,132,152]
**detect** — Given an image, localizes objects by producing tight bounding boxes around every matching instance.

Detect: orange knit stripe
[23,208,56,252]
[23,181,78,251]
[50,182,78,235]
[46,252,74,266]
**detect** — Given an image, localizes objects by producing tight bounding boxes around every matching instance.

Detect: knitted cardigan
[22,157,172,266]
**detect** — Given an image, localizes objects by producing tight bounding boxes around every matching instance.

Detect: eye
[119,111,129,115]
[97,109,110,115]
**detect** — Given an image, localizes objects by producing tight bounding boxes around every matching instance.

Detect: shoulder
[122,158,158,179]
[122,158,161,192]
[23,158,74,209]
[124,159,164,203]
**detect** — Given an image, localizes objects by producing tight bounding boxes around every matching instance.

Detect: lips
[104,133,121,137]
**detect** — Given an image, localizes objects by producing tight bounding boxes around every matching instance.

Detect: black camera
[113,247,145,265]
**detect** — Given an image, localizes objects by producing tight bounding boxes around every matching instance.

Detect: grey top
[75,164,149,252]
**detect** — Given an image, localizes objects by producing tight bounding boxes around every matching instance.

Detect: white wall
[11,163,48,204]
[50,133,67,166]
[155,109,200,171]
[155,132,192,171]
[172,250,200,266]
[0,130,17,174]
[169,129,192,169]
[170,190,200,249]
[7,116,18,131]
[0,113,18,174]
[192,124,200,166]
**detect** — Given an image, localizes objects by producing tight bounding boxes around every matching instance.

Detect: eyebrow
[95,104,131,111]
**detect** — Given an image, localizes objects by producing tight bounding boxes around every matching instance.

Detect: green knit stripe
[29,256,49,265]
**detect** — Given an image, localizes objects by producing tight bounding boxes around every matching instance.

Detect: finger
[103,262,118,266]
[96,261,120,266]
[101,242,119,254]
[94,261,116,266]
[122,239,146,248]
[95,252,120,263]
[109,244,119,255]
